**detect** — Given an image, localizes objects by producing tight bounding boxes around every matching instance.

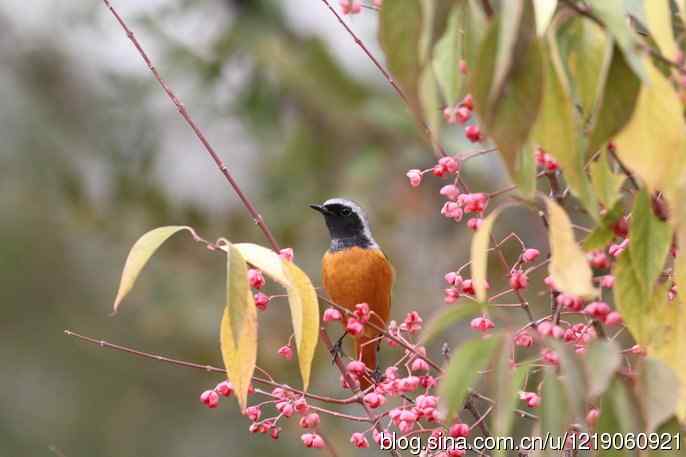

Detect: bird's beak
[309,204,331,215]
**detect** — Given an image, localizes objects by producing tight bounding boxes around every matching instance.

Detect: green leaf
[582,200,624,252]
[586,0,646,79]
[589,149,625,209]
[540,368,569,457]
[220,275,257,412]
[545,197,599,299]
[516,142,538,199]
[491,348,529,457]
[532,41,597,218]
[462,0,488,72]
[282,262,320,391]
[438,335,501,422]
[613,250,654,342]
[614,56,686,202]
[586,45,641,156]
[379,0,423,113]
[419,66,442,141]
[226,244,251,351]
[113,226,193,313]
[419,301,482,344]
[471,21,543,201]
[638,357,680,432]
[471,208,503,302]
[490,0,535,106]
[628,189,673,301]
[596,378,643,456]
[534,0,558,36]
[584,339,621,398]
[550,341,586,420]
[432,6,464,105]
[557,16,609,121]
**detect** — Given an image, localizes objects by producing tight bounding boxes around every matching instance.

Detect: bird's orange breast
[321,247,394,329]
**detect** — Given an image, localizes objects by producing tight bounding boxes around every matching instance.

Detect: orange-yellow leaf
[546,198,598,299]
[220,286,257,412]
[113,226,192,313]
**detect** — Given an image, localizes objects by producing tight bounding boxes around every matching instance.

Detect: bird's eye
[340,207,352,217]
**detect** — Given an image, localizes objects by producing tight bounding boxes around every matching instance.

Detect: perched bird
[310,198,394,388]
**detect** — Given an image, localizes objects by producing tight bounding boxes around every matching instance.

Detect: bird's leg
[329,330,348,363]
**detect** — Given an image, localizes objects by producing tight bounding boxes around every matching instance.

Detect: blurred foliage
[0,1,525,456]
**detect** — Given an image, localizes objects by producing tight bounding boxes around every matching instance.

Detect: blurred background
[0,0,547,455]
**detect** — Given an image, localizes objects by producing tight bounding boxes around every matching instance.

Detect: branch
[317,0,447,158]
[64,329,358,405]
[101,0,280,252]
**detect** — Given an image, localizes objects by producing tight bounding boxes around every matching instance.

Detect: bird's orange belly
[321,247,393,327]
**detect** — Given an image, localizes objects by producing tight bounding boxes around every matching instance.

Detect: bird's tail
[356,335,378,390]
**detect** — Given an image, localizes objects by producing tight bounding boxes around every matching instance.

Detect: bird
[310,198,394,389]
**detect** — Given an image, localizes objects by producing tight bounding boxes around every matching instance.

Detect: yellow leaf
[471,208,503,302]
[545,198,598,299]
[113,226,192,313]
[234,243,289,286]
[220,288,257,412]
[533,0,557,36]
[283,262,320,391]
[234,243,319,391]
[226,244,251,352]
[614,63,686,201]
[646,0,678,59]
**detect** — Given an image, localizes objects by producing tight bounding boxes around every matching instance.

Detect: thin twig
[317,0,447,158]
[101,0,280,252]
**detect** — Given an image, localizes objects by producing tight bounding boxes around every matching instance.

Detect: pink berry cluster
[248,248,294,311]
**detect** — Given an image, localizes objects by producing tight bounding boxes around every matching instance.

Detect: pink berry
[440,184,461,201]
[459,60,469,75]
[322,307,342,322]
[410,357,430,372]
[604,311,623,326]
[462,94,474,110]
[600,275,615,288]
[215,381,233,397]
[439,156,461,174]
[541,348,559,365]
[537,320,553,337]
[301,433,325,448]
[277,345,293,360]
[200,389,220,408]
[441,201,464,221]
[254,292,270,311]
[401,311,423,333]
[406,169,422,187]
[346,317,364,336]
[245,405,261,421]
[279,248,294,262]
[470,316,495,332]
[299,412,320,429]
[449,423,470,438]
[444,271,462,286]
[509,270,528,290]
[433,163,447,177]
[294,397,310,414]
[248,268,266,289]
[522,248,540,263]
[363,392,385,409]
[347,360,367,377]
[465,125,482,142]
[455,106,471,124]
[353,302,370,323]
[467,217,483,231]
[586,408,600,426]
[351,432,370,448]
[514,332,534,347]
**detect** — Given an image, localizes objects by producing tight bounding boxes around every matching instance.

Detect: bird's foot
[329,331,348,363]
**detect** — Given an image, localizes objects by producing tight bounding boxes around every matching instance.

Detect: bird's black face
[310,200,374,250]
